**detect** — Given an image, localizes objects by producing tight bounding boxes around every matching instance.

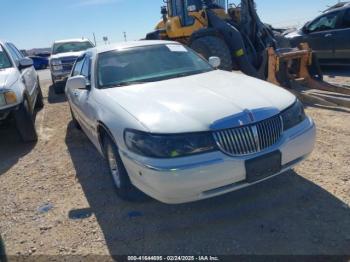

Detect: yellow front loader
[146,0,350,108]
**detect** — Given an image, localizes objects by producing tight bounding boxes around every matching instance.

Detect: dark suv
[284,3,350,66]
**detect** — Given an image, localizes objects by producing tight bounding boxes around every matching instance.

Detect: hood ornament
[244,109,255,123]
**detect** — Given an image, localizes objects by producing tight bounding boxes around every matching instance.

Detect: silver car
[0,41,43,142]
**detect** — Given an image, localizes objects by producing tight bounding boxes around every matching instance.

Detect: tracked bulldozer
[146,0,350,108]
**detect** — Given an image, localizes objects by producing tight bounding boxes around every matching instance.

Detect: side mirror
[66,75,90,91]
[18,58,33,70]
[208,56,221,69]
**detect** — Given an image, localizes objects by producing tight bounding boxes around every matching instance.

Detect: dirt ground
[0,68,349,259]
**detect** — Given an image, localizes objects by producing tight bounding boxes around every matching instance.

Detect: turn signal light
[4,91,17,104]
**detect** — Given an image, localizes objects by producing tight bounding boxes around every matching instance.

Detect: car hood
[284,29,303,38]
[102,70,296,133]
[0,68,18,90]
[50,51,84,60]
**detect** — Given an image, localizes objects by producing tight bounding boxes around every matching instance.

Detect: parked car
[284,4,350,65]
[29,56,49,70]
[0,41,43,142]
[49,38,94,94]
[65,41,316,204]
[35,51,51,58]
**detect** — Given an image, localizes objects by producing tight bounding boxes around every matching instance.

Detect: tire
[35,78,44,109]
[70,107,81,130]
[190,36,233,71]
[53,82,65,94]
[14,97,38,142]
[102,134,145,201]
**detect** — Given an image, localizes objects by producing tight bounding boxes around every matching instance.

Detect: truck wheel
[14,98,38,142]
[102,134,146,202]
[53,83,65,94]
[190,36,233,71]
[35,79,44,109]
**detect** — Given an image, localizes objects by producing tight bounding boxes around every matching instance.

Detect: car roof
[92,40,181,54]
[53,38,92,44]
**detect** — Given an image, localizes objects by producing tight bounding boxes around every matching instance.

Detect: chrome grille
[213,115,283,156]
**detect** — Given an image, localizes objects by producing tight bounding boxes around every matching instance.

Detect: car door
[304,11,343,60]
[70,54,97,142]
[68,55,85,121]
[6,43,38,105]
[333,8,350,60]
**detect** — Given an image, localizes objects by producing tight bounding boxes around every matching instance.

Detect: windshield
[97,44,213,88]
[52,41,93,54]
[0,46,12,69]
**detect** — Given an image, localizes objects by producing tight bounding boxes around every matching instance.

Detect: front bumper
[120,117,316,204]
[51,69,71,83]
[0,104,20,121]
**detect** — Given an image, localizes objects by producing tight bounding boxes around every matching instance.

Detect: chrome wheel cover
[107,144,121,188]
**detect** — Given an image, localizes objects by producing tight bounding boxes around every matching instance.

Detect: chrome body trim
[120,150,225,172]
[213,114,283,156]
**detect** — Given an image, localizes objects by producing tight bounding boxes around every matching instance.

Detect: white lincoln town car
[65,40,316,204]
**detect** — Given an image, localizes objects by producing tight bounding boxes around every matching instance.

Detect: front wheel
[14,98,38,142]
[103,135,145,201]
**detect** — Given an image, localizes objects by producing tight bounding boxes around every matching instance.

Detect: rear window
[0,45,12,69]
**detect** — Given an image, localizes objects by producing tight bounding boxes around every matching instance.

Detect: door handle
[324,33,332,38]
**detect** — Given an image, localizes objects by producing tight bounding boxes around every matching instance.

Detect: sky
[0,0,336,49]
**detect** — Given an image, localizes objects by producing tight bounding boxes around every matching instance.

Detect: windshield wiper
[169,69,209,79]
[103,81,147,88]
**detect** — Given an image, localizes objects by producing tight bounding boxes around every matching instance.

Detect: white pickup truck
[0,41,43,142]
[49,39,94,94]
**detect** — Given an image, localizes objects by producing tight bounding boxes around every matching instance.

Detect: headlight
[124,130,217,158]
[51,59,63,71]
[281,99,306,130]
[51,59,61,66]
[0,91,17,106]
[5,91,17,104]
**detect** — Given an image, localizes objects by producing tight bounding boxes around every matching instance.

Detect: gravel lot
[0,69,349,258]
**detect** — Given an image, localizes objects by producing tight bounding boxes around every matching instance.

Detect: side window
[5,43,21,63]
[9,44,24,59]
[81,56,91,79]
[72,56,85,76]
[341,9,350,28]
[172,0,195,26]
[0,45,12,69]
[308,12,340,32]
